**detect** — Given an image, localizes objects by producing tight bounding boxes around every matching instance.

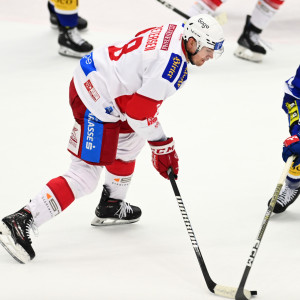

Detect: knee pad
[64,156,103,198]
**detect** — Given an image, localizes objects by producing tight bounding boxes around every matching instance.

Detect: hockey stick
[156,0,190,19]
[167,168,257,299]
[155,0,227,25]
[235,155,295,300]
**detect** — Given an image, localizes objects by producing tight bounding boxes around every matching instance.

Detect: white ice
[0,0,300,299]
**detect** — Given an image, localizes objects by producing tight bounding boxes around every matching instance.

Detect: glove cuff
[149,137,175,155]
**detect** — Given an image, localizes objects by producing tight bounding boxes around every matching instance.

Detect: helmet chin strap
[184,40,199,65]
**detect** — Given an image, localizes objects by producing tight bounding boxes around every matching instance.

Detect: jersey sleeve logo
[162,53,182,83]
[84,79,100,102]
[174,62,188,90]
[161,24,177,51]
[80,53,96,76]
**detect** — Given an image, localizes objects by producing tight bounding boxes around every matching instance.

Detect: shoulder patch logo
[162,53,182,83]
[174,62,188,90]
[161,24,177,51]
[80,53,96,76]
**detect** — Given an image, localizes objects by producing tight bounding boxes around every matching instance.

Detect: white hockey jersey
[73,22,188,141]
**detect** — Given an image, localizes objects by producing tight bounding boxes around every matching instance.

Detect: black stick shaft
[156,0,190,19]
[168,168,216,293]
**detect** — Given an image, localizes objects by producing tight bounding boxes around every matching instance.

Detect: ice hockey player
[47,0,93,57]
[0,14,224,263]
[268,65,300,213]
[189,0,285,62]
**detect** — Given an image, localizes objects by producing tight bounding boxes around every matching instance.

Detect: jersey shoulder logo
[80,53,96,76]
[161,24,177,51]
[162,53,182,83]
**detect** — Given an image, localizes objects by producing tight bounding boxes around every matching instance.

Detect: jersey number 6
[108,37,143,61]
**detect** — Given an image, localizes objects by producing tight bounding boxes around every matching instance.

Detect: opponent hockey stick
[155,0,227,25]
[167,168,257,299]
[235,155,296,300]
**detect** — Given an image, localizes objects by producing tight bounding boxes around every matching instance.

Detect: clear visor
[197,39,224,60]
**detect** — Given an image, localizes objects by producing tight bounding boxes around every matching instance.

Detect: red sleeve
[125,93,163,121]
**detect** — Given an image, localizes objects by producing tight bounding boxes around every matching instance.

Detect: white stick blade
[214,285,251,299]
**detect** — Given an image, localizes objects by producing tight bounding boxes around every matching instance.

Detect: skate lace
[277,187,298,206]
[69,28,85,45]
[249,32,272,50]
[115,201,133,219]
[26,218,39,241]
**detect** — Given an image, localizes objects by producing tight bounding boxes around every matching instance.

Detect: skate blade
[91,216,140,226]
[58,46,91,59]
[0,222,30,264]
[234,45,264,63]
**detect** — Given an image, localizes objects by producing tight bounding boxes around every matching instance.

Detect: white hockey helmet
[183,14,224,58]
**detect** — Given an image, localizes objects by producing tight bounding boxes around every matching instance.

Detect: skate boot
[58,27,93,58]
[47,1,88,30]
[91,186,142,226]
[268,184,300,214]
[0,208,37,263]
[234,15,266,63]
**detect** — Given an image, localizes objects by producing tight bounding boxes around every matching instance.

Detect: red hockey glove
[148,137,179,179]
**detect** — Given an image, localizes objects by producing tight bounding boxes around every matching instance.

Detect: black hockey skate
[91,186,142,226]
[234,15,266,63]
[47,1,88,30]
[268,185,300,214]
[0,208,37,263]
[58,27,93,58]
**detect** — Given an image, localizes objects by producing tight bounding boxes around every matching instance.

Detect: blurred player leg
[234,0,285,62]
[47,1,88,30]
[50,0,93,57]
[188,0,226,16]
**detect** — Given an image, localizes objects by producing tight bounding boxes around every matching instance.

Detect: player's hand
[282,134,300,166]
[149,137,179,179]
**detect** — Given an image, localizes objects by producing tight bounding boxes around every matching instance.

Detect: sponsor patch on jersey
[161,24,177,51]
[147,116,158,126]
[81,110,104,163]
[80,53,96,76]
[68,121,81,155]
[105,106,114,114]
[286,101,299,127]
[84,79,100,102]
[162,53,182,83]
[174,62,188,90]
[144,26,163,51]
